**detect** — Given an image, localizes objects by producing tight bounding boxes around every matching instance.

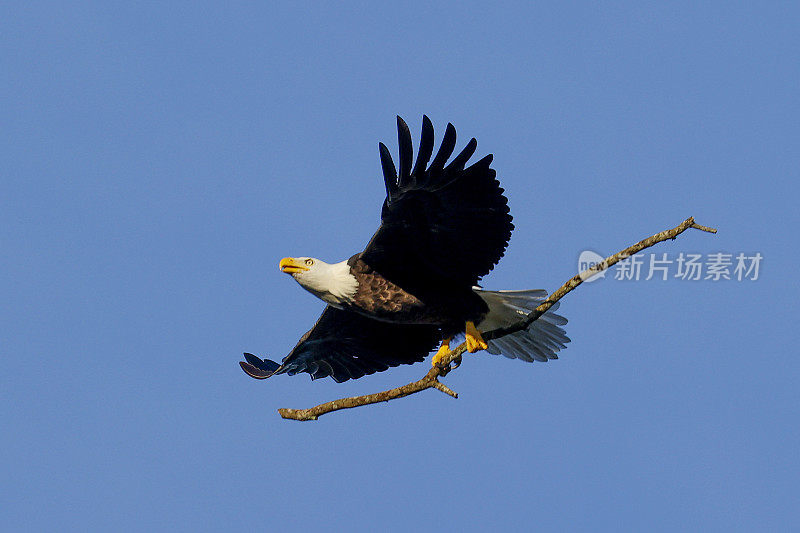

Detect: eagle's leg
[431,337,453,367]
[465,321,488,353]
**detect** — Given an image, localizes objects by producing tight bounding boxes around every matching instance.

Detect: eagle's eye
[305,259,314,266]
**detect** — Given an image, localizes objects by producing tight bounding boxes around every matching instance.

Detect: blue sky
[2,2,798,531]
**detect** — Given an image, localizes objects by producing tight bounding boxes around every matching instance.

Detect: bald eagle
[241,116,569,383]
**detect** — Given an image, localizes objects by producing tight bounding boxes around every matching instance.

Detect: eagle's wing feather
[239,306,440,383]
[362,116,514,292]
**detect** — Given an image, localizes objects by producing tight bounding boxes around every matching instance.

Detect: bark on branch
[278,216,717,421]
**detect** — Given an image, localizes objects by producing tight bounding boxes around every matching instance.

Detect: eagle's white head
[279,256,358,307]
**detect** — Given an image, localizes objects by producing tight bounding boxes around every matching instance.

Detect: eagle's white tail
[472,288,570,362]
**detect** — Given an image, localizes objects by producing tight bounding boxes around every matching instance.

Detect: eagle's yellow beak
[279,257,310,274]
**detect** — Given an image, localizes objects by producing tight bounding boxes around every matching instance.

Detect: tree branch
[278,216,717,421]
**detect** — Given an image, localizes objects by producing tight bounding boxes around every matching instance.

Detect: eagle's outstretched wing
[361,116,514,293]
[240,306,440,383]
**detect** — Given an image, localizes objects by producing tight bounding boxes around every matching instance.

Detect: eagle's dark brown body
[345,253,488,337]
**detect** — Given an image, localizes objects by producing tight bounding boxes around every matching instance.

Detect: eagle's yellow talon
[431,337,452,367]
[465,321,488,353]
